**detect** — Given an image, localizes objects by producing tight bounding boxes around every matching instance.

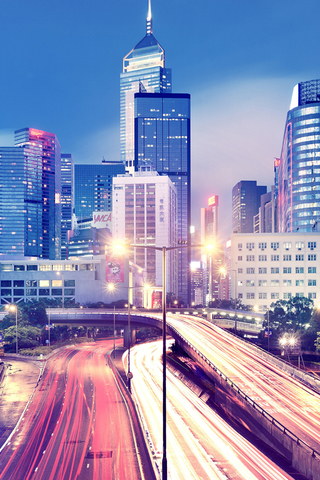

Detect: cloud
[191,75,297,241]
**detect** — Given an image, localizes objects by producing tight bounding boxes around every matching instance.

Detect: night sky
[0,0,319,240]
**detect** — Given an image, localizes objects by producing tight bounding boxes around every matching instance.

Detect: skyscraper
[61,154,74,260]
[232,181,267,234]
[74,161,125,220]
[120,0,172,171]
[112,171,178,294]
[134,92,191,303]
[277,79,320,232]
[0,128,61,259]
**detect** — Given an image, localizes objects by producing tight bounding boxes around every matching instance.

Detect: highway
[0,340,149,480]
[131,339,295,480]
[166,314,320,453]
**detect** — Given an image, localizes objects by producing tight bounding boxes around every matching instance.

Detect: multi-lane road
[0,340,150,480]
[131,339,296,480]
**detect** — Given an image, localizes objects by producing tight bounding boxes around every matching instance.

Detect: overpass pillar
[123,326,136,348]
[207,312,212,322]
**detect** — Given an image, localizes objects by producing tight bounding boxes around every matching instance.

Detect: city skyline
[0,1,320,239]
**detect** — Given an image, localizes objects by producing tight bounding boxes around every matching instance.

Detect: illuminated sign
[208,195,218,206]
[274,158,280,167]
[92,211,112,231]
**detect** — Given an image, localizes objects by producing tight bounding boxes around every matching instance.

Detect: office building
[231,232,320,310]
[74,161,125,220]
[134,92,191,303]
[112,171,177,294]
[0,128,61,260]
[232,181,267,234]
[61,154,74,260]
[278,79,320,233]
[120,0,172,171]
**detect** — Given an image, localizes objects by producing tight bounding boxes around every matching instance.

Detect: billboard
[93,211,112,231]
[106,253,124,283]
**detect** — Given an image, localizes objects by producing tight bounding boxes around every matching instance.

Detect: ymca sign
[92,211,112,231]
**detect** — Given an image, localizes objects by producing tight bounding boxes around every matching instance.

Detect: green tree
[4,325,42,351]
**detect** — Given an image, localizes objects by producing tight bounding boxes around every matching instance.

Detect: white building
[112,171,178,294]
[231,233,320,311]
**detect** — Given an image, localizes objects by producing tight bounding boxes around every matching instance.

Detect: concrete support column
[123,325,136,347]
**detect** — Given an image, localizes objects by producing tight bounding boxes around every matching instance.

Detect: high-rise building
[74,161,125,220]
[232,181,267,234]
[0,128,61,259]
[120,0,172,171]
[278,79,320,233]
[61,154,74,260]
[112,171,177,294]
[134,92,191,303]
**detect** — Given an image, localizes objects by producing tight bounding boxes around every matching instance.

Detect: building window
[308,292,317,299]
[283,293,292,299]
[271,242,279,250]
[238,268,243,274]
[39,289,50,296]
[39,280,50,287]
[0,264,13,271]
[283,267,292,274]
[52,280,62,287]
[283,255,291,261]
[295,254,304,261]
[246,255,255,261]
[238,243,242,251]
[65,280,75,287]
[295,267,304,274]
[246,280,255,287]
[258,280,267,287]
[283,280,292,286]
[296,242,305,250]
[308,267,317,273]
[13,280,24,287]
[271,268,279,274]
[14,265,25,271]
[259,293,267,299]
[52,288,63,296]
[271,255,279,261]
[238,293,243,299]
[308,254,317,261]
[26,280,37,287]
[308,279,317,286]
[295,293,304,298]
[271,280,279,286]
[27,265,38,271]
[258,242,267,250]
[64,288,75,296]
[238,256,242,261]
[295,280,304,286]
[39,265,51,271]
[258,255,267,261]
[246,242,255,250]
[271,293,279,299]
[246,268,255,274]
[283,242,292,250]
[1,280,11,287]
[246,293,255,299]
[53,265,64,271]
[258,267,267,274]
[308,242,316,250]
[26,289,37,296]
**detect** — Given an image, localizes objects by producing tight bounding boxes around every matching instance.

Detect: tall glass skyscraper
[134,92,191,303]
[74,161,125,219]
[61,154,74,260]
[0,128,61,259]
[278,79,320,232]
[120,0,171,171]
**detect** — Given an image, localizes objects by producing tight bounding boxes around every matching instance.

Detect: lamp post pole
[15,306,18,354]
[113,305,116,359]
[127,300,131,392]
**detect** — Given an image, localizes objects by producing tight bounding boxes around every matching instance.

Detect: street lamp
[5,304,18,354]
[113,242,208,480]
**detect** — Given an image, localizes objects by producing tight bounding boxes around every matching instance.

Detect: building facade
[120,1,172,171]
[134,92,191,303]
[278,79,320,233]
[232,181,267,234]
[0,128,61,260]
[112,171,177,294]
[61,154,74,260]
[74,161,125,220]
[231,232,320,310]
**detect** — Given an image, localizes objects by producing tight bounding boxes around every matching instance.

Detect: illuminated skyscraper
[134,92,191,303]
[278,79,320,232]
[0,128,61,259]
[61,154,74,260]
[120,0,172,171]
[232,181,267,233]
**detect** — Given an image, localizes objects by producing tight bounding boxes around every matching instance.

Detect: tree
[4,325,42,350]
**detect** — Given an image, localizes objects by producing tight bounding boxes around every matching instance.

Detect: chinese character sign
[106,254,124,283]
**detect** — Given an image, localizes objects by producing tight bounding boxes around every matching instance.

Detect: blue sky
[0,0,320,239]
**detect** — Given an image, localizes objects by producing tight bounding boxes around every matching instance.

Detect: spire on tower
[146,0,152,35]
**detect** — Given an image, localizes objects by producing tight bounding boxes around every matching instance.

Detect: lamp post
[5,304,18,354]
[113,242,209,480]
